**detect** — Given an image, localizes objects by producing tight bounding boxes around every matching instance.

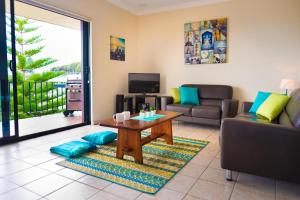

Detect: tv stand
[115,94,159,113]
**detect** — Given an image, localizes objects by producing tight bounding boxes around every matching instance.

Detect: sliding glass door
[1,0,90,143]
[1,0,18,140]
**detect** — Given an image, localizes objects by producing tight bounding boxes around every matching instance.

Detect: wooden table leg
[116,129,143,164]
[151,120,173,145]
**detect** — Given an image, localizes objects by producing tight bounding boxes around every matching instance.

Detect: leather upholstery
[166,104,192,116]
[221,88,300,183]
[241,102,253,113]
[222,99,239,118]
[201,99,222,107]
[182,84,233,100]
[284,88,300,128]
[279,111,294,127]
[192,106,220,119]
[160,84,238,127]
[221,118,300,183]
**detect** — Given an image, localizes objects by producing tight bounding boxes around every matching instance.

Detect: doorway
[0,0,91,143]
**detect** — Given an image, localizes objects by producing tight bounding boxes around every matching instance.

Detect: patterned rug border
[56,135,209,195]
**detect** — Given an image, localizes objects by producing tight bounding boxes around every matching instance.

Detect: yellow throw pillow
[170,88,180,103]
[256,93,290,121]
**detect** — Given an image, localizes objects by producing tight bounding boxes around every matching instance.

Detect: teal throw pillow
[249,91,271,113]
[82,131,117,145]
[179,87,200,105]
[50,141,96,158]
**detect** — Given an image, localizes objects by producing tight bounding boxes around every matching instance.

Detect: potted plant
[150,106,156,116]
[139,109,145,118]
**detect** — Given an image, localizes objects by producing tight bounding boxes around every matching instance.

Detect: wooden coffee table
[99,111,182,164]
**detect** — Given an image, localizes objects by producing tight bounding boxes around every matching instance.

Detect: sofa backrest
[280,88,300,128]
[181,84,233,100]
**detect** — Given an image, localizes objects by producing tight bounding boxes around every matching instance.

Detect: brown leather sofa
[160,84,238,127]
[221,88,300,183]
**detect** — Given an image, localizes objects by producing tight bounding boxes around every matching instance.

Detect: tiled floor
[1,112,82,138]
[0,123,299,200]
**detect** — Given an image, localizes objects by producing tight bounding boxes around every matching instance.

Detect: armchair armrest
[221,99,239,118]
[160,96,173,111]
[220,118,300,181]
[242,101,253,113]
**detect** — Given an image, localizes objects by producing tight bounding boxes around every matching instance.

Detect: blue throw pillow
[50,141,96,158]
[179,87,200,105]
[82,131,117,145]
[249,91,272,113]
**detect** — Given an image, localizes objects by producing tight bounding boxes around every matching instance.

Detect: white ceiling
[106,0,230,15]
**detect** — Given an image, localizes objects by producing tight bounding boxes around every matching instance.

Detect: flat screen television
[128,73,160,93]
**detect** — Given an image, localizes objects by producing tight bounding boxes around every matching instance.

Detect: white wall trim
[106,0,231,16]
[17,0,91,22]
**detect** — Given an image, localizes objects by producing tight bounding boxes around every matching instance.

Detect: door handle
[9,60,13,71]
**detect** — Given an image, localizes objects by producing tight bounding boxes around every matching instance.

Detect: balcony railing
[9,81,67,119]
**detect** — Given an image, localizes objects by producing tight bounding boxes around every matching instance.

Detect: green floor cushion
[50,141,96,158]
[82,131,117,145]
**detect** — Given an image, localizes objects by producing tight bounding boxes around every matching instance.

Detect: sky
[14,17,82,73]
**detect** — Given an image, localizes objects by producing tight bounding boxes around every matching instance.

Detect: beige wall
[35,0,139,121]
[33,0,300,121]
[137,0,300,104]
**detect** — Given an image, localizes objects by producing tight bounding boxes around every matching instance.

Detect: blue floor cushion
[50,141,96,158]
[82,131,117,145]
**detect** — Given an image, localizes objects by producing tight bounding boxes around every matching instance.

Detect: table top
[99,110,182,131]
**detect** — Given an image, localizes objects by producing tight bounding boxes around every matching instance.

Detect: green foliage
[28,71,64,82]
[51,62,81,74]
[8,16,66,119]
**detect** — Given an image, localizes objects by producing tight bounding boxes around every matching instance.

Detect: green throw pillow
[179,87,200,105]
[256,93,290,121]
[170,88,180,103]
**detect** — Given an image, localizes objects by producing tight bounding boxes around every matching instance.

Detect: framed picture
[110,36,125,61]
[184,18,227,64]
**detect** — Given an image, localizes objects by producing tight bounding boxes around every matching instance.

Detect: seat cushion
[235,112,272,124]
[82,131,117,145]
[166,104,192,116]
[192,106,221,120]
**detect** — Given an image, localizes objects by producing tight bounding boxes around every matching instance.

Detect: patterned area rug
[57,134,209,194]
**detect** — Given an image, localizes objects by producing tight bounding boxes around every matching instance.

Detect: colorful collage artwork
[184,18,227,64]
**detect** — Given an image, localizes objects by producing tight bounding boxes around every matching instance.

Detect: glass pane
[13,1,83,136]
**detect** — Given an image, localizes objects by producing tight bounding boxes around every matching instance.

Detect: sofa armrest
[221,99,239,118]
[220,118,300,181]
[242,101,253,113]
[160,96,173,111]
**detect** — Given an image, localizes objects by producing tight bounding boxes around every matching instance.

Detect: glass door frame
[0,0,18,142]
[0,0,91,145]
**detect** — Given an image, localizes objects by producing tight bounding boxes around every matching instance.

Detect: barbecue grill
[63,79,82,117]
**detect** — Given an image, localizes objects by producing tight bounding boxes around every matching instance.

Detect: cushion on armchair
[170,88,180,103]
[256,93,290,121]
[179,87,200,105]
[249,91,271,113]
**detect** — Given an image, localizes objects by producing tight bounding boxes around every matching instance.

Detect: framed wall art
[184,18,227,64]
